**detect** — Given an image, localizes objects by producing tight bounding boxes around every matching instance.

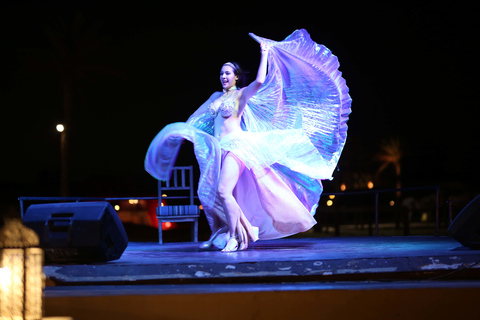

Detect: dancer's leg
[217,153,245,252]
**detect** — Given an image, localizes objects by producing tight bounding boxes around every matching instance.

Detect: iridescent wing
[245,29,352,175]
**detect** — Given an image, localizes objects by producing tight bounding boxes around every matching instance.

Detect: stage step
[44,281,480,320]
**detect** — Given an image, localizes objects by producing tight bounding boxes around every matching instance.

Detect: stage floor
[44,236,480,286]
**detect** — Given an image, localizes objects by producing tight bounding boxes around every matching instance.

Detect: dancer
[188,45,269,251]
[145,29,351,252]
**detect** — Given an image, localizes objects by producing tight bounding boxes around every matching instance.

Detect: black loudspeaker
[448,194,480,249]
[23,202,128,263]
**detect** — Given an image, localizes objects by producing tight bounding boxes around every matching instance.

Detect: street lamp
[56,124,68,196]
[55,124,64,133]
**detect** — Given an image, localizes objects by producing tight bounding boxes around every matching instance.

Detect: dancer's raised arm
[240,42,270,102]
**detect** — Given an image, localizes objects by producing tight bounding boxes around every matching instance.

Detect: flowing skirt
[145,122,330,249]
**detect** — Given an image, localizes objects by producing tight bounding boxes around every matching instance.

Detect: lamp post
[56,124,68,197]
[0,218,43,319]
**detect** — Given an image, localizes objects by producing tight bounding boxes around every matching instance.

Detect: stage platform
[42,236,480,320]
[44,236,480,286]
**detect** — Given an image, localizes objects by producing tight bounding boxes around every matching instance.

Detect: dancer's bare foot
[221,237,239,252]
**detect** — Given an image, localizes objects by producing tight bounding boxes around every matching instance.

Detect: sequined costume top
[145,29,352,249]
[207,95,236,118]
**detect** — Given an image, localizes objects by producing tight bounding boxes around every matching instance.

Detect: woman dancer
[186,44,270,251]
[145,30,351,252]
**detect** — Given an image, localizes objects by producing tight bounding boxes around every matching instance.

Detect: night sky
[1,0,479,205]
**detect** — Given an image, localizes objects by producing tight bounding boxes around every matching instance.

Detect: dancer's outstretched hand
[260,41,271,54]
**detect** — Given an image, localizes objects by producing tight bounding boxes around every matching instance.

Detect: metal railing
[18,194,203,218]
[19,186,442,236]
[320,185,441,236]
[18,196,159,218]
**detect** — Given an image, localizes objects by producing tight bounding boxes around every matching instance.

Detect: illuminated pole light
[340,184,346,191]
[367,181,374,189]
[326,200,333,206]
[128,199,139,205]
[114,205,120,211]
[56,123,68,196]
[329,195,335,200]
[389,200,395,206]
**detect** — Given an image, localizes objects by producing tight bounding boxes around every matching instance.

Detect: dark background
[1,0,479,207]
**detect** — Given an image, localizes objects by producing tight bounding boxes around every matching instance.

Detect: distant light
[329,195,335,200]
[326,200,333,206]
[367,181,374,189]
[114,205,120,211]
[340,184,346,191]
[421,212,428,222]
[56,124,65,132]
[128,199,138,205]
[389,200,395,206]
[161,222,175,231]
[162,194,168,198]
[199,205,203,210]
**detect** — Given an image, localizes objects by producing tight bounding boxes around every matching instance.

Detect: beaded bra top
[208,88,237,118]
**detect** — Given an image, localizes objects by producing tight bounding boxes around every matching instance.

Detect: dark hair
[223,62,248,88]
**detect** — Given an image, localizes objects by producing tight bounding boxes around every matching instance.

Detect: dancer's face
[220,65,238,91]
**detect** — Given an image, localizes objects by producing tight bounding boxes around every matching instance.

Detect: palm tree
[374,137,402,192]
[374,136,406,232]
